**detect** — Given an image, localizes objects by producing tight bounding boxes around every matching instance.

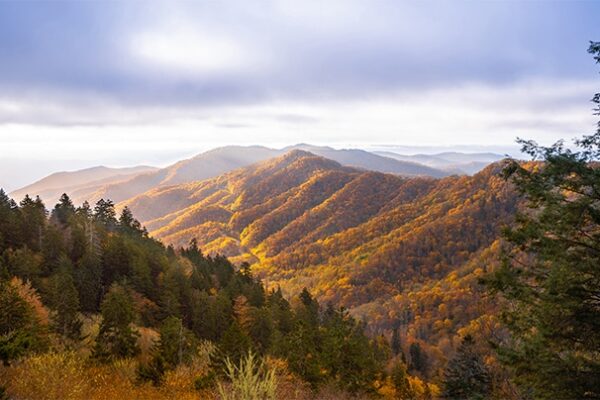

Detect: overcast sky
[0,0,599,190]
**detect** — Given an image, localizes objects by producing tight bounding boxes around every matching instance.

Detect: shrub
[217,351,277,400]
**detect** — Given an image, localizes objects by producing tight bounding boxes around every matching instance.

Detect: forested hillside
[117,151,516,370]
[1,190,452,398]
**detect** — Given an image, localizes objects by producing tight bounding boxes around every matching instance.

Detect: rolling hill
[119,150,516,344]
[9,165,158,206]
[375,150,505,174]
[9,145,451,208]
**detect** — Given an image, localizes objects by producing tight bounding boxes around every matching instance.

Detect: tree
[442,335,491,400]
[19,195,46,252]
[93,283,139,361]
[93,199,117,229]
[391,360,415,399]
[296,287,319,328]
[409,342,428,376]
[219,322,252,365]
[158,316,197,367]
[119,206,143,235]
[74,251,102,313]
[320,307,380,393]
[391,326,403,356]
[0,278,47,364]
[0,189,21,252]
[51,193,75,225]
[48,257,81,339]
[486,42,600,399]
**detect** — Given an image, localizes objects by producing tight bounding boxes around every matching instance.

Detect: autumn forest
[0,24,599,400]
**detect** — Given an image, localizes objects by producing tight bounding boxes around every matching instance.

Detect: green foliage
[194,370,217,390]
[219,322,253,365]
[157,316,197,367]
[51,193,75,226]
[93,283,140,361]
[93,198,117,229]
[0,190,396,394]
[486,42,600,400]
[442,335,491,400]
[391,360,415,399]
[0,279,46,364]
[74,251,102,313]
[136,353,166,386]
[47,256,81,339]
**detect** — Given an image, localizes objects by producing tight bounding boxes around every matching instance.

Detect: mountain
[286,144,448,177]
[12,145,449,207]
[120,150,515,336]
[92,145,449,205]
[9,165,158,206]
[375,150,505,174]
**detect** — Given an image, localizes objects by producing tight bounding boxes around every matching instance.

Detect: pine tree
[48,256,81,340]
[158,316,197,367]
[51,193,75,225]
[0,189,21,252]
[93,283,140,361]
[0,279,47,364]
[409,342,428,376]
[93,198,117,229]
[442,335,491,400]
[74,251,102,313]
[248,307,273,353]
[219,321,252,364]
[296,287,319,328]
[19,194,47,251]
[391,326,402,356]
[118,206,143,235]
[486,42,600,399]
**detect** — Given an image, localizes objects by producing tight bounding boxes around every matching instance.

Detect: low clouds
[0,0,598,153]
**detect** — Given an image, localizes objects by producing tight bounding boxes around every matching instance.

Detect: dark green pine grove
[0,189,396,395]
[487,41,600,399]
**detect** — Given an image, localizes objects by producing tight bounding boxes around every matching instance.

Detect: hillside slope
[375,150,505,174]
[121,151,515,338]
[12,145,450,207]
[10,165,157,205]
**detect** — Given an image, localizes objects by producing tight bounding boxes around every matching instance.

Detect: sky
[0,0,599,190]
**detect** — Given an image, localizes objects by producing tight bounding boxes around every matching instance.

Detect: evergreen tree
[486,42,600,399]
[48,256,81,339]
[51,193,75,225]
[158,316,197,367]
[0,189,21,252]
[101,235,131,286]
[0,279,46,364]
[296,287,319,328]
[391,326,402,356]
[442,335,491,400]
[74,251,102,313]
[409,342,428,376]
[248,307,273,353]
[219,322,252,364]
[19,195,46,251]
[93,198,117,229]
[40,224,65,274]
[93,283,140,361]
[190,290,216,340]
[320,307,380,393]
[118,206,143,235]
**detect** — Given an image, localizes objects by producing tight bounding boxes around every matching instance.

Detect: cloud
[0,0,597,153]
